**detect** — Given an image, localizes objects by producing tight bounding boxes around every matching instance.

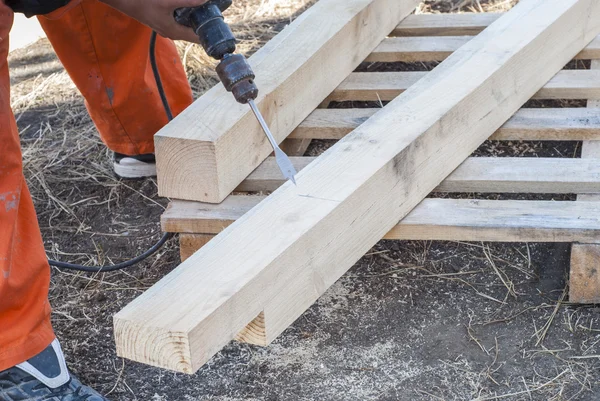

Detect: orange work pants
[0,0,192,370]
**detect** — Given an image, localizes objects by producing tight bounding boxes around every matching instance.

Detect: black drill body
[174,1,259,104]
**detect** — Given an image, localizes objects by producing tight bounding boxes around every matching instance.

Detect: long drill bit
[248,99,297,185]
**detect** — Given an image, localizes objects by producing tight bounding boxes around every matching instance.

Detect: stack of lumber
[114,0,600,374]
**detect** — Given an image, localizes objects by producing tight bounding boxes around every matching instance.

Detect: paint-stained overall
[0,0,192,371]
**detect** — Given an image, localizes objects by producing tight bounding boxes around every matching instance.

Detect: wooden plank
[392,12,600,60]
[279,138,312,156]
[367,35,600,63]
[368,36,472,63]
[115,0,600,373]
[154,0,420,203]
[330,71,427,102]
[539,70,600,99]
[177,194,600,344]
[289,107,600,141]
[570,245,600,303]
[328,70,600,102]
[179,234,213,262]
[497,108,600,141]
[570,59,600,303]
[164,198,600,244]
[290,108,377,139]
[234,156,600,194]
[391,13,500,37]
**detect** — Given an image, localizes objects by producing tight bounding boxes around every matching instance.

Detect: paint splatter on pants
[0,0,192,370]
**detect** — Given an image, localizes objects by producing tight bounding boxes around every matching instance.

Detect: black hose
[149,31,174,121]
[48,233,172,272]
[48,31,176,273]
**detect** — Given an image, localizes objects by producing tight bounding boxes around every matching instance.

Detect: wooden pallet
[163,12,600,303]
[115,3,600,373]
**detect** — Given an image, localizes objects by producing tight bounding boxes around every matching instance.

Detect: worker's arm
[7,0,208,42]
[99,0,209,42]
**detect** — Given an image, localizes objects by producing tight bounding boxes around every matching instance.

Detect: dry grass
[8,0,600,399]
[177,0,316,97]
[179,0,518,97]
[418,0,517,13]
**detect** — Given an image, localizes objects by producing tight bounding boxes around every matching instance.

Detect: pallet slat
[392,13,500,37]
[570,59,600,303]
[289,107,600,141]
[367,36,600,63]
[234,157,600,194]
[329,70,600,102]
[163,198,600,244]
[369,36,471,62]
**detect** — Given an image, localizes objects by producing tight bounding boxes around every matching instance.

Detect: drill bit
[248,99,297,185]
[175,4,294,183]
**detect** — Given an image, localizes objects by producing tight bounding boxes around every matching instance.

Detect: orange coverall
[0,0,192,370]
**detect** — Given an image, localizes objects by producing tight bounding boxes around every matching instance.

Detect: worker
[0,0,209,399]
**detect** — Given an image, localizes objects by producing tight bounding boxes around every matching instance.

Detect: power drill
[174,0,258,104]
[174,0,298,184]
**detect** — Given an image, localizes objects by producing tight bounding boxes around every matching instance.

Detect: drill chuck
[216,54,259,104]
[174,0,259,104]
[174,1,236,59]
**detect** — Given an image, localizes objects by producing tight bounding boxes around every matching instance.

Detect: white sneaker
[113,152,156,179]
[0,339,110,400]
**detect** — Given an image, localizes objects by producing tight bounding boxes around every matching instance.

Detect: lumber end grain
[155,135,226,203]
[113,318,194,373]
[235,312,268,346]
[570,244,600,303]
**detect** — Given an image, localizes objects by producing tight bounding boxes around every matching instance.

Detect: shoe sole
[113,160,157,179]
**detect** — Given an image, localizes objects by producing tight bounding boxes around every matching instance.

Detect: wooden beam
[328,70,600,102]
[179,234,213,262]
[369,36,472,63]
[180,234,213,261]
[289,107,600,141]
[367,35,600,63]
[570,59,600,304]
[291,108,377,139]
[279,138,312,156]
[392,13,500,37]
[115,0,600,373]
[154,0,420,203]
[233,156,600,194]
[164,198,600,244]
[570,245,600,302]
[177,194,600,345]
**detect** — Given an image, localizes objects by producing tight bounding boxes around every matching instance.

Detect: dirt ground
[8,0,600,399]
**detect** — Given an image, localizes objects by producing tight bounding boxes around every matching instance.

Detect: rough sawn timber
[366,35,600,63]
[570,59,600,303]
[154,0,420,203]
[328,70,600,102]
[164,197,600,243]
[391,13,500,36]
[114,0,600,373]
[288,108,600,141]
[231,157,600,194]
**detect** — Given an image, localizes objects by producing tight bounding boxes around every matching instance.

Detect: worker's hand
[99,0,210,42]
